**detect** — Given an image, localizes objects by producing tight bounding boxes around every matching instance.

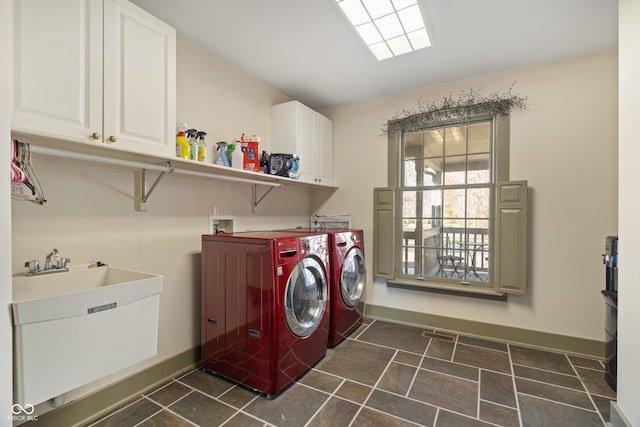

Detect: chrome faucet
[24,248,71,276]
[44,248,60,270]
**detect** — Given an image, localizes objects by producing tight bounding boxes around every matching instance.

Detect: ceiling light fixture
[336,0,431,61]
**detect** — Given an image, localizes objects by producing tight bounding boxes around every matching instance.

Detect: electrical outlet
[213,206,220,216]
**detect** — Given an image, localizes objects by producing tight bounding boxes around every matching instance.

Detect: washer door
[341,247,365,308]
[284,256,328,337]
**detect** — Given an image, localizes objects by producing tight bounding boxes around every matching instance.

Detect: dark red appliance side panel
[201,237,275,393]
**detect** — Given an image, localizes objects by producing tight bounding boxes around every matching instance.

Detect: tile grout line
[86,396,147,427]
[506,343,525,427]
[567,353,609,426]
[517,390,604,415]
[216,381,265,426]
[512,361,601,378]
[349,318,374,341]
[418,357,490,384]
[479,396,519,410]
[134,394,198,427]
[347,348,399,427]
[404,329,435,399]
[514,375,605,396]
[172,373,265,426]
[476,369,482,421]
[301,378,347,427]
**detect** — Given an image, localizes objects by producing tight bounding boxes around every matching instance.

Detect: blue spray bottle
[215,142,231,166]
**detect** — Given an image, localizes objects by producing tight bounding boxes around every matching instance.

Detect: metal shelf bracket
[253,184,277,212]
[135,167,173,211]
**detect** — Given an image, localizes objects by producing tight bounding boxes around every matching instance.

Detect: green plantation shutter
[373,188,394,279]
[495,181,528,294]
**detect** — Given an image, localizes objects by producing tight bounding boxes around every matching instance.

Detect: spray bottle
[215,142,231,166]
[175,123,190,159]
[197,131,208,162]
[187,129,198,161]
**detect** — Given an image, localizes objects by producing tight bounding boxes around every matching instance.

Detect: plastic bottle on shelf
[175,123,190,159]
[197,131,208,162]
[232,144,244,169]
[187,129,198,161]
[215,142,231,166]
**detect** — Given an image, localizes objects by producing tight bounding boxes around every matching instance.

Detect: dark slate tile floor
[89,318,615,427]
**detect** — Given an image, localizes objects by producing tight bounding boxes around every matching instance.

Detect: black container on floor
[602,235,618,391]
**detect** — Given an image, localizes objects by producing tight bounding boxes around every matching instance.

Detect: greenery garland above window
[383,85,527,135]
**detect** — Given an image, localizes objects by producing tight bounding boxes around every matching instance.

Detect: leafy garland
[383,85,527,135]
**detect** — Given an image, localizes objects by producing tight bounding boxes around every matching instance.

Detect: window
[374,113,527,296]
[401,119,492,285]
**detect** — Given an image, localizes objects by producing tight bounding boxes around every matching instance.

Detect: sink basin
[12,265,163,406]
[12,265,162,325]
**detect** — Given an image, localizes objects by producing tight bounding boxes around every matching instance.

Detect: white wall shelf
[14,132,338,211]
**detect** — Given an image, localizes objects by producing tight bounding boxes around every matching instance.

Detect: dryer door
[284,256,328,337]
[341,247,365,307]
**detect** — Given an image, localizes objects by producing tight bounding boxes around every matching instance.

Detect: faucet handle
[57,257,71,269]
[24,259,41,273]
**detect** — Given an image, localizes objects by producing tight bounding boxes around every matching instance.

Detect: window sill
[387,278,507,299]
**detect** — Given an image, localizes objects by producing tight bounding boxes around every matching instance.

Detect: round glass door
[284,256,328,337]
[341,248,365,307]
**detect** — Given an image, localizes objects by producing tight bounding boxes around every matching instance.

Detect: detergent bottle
[175,123,190,159]
[215,142,231,166]
[197,131,208,162]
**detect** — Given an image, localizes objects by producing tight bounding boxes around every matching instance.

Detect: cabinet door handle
[91,132,101,140]
[108,136,117,143]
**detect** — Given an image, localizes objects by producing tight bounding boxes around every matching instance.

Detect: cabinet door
[12,0,102,142]
[315,113,333,185]
[103,0,176,156]
[272,101,315,183]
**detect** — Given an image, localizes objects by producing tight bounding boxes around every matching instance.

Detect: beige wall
[321,49,618,342]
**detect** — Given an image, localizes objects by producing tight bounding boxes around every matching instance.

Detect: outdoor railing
[401,227,490,276]
[441,227,490,271]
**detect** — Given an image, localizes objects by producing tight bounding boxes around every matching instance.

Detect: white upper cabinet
[103,0,175,155]
[12,0,103,143]
[271,101,333,185]
[314,112,333,185]
[11,0,176,157]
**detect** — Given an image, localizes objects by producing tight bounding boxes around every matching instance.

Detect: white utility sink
[12,265,163,406]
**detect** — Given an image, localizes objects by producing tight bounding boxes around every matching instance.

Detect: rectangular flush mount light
[336,0,431,61]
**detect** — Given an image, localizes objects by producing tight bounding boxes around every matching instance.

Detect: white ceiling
[130,0,618,110]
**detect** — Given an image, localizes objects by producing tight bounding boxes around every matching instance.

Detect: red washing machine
[201,231,330,398]
[282,229,365,347]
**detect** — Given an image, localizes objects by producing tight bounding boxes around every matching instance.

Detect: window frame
[384,113,512,294]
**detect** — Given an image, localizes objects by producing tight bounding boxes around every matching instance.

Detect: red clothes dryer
[326,229,365,347]
[282,229,365,347]
[201,231,329,398]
